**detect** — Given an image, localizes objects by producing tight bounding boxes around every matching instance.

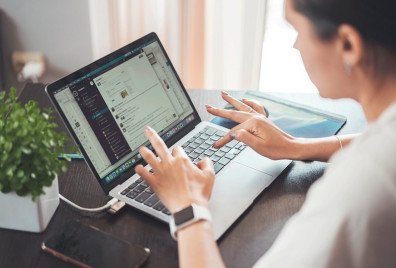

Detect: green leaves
[0,87,69,201]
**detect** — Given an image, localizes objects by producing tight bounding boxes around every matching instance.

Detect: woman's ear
[336,24,364,69]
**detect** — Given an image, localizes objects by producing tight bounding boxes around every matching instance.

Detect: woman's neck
[359,76,396,122]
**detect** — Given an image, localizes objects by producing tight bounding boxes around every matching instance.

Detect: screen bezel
[46,32,202,194]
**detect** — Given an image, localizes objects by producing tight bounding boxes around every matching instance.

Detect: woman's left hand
[135,126,215,213]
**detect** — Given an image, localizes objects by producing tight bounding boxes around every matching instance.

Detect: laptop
[46,32,291,240]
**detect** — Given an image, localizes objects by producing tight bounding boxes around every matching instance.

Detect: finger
[212,131,235,148]
[205,105,253,123]
[139,146,160,170]
[242,99,267,116]
[172,145,189,158]
[221,91,254,112]
[143,126,170,161]
[212,119,251,148]
[230,128,263,150]
[135,164,156,184]
[196,157,214,174]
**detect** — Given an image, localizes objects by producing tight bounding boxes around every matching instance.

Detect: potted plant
[0,87,69,232]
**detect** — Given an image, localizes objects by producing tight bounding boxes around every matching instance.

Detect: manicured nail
[221,91,229,96]
[205,104,214,109]
[229,132,236,139]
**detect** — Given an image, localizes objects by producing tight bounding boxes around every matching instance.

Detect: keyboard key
[181,142,190,148]
[200,134,210,140]
[226,140,239,148]
[199,127,208,133]
[218,157,231,166]
[126,191,139,199]
[205,128,217,136]
[140,180,150,187]
[215,151,225,157]
[193,158,200,164]
[214,163,224,174]
[199,143,210,150]
[135,192,152,203]
[224,153,236,159]
[210,155,221,162]
[229,148,241,155]
[194,137,205,144]
[145,187,154,194]
[133,185,146,193]
[194,147,205,154]
[189,142,200,149]
[153,202,165,211]
[204,149,215,156]
[162,208,171,215]
[210,135,221,141]
[216,130,226,136]
[144,195,159,207]
[220,146,231,153]
[128,182,138,189]
[189,151,200,159]
[184,146,194,153]
[193,132,201,138]
[135,178,143,183]
[204,139,215,146]
[120,188,130,195]
[188,137,196,143]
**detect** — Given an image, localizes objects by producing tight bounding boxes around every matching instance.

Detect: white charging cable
[59,194,120,213]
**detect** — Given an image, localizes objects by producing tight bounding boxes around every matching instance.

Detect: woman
[136,0,396,267]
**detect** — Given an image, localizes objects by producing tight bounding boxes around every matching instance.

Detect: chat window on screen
[94,52,179,151]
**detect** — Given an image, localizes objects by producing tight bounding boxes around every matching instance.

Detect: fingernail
[229,132,236,139]
[144,126,151,132]
[205,104,214,109]
[221,91,229,96]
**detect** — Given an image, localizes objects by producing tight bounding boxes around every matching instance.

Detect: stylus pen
[57,154,84,160]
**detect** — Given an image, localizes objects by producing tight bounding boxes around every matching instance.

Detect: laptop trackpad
[209,162,273,239]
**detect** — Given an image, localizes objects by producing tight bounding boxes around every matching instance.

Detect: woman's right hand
[206,92,300,160]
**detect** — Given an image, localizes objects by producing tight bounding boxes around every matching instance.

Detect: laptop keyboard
[119,126,247,216]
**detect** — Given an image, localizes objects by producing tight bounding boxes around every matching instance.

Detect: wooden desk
[0,83,366,268]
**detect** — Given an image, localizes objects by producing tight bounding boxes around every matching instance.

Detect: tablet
[211,91,347,138]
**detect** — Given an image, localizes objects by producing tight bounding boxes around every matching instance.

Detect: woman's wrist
[169,197,209,214]
[292,137,343,162]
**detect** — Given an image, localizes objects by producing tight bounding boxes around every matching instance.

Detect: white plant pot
[0,176,59,232]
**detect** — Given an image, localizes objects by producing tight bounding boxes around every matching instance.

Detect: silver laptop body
[46,33,291,240]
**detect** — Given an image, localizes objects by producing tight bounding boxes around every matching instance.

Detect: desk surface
[0,84,366,268]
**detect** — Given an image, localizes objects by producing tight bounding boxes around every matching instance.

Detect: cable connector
[59,195,125,215]
[107,200,126,214]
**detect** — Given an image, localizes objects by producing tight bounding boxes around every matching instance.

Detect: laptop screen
[48,33,198,191]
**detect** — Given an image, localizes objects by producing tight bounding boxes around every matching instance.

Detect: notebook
[46,32,291,240]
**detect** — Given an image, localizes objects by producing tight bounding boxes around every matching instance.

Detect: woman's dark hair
[293,0,396,69]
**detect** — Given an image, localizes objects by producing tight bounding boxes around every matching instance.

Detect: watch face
[174,206,194,225]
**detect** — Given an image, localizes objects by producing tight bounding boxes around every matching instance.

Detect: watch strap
[169,203,212,240]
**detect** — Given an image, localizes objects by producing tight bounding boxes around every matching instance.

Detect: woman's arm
[207,92,359,162]
[135,126,225,268]
[292,134,358,162]
[178,221,225,268]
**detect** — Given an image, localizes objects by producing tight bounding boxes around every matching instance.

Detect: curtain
[88,0,267,91]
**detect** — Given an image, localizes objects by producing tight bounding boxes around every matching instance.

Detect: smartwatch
[169,203,212,240]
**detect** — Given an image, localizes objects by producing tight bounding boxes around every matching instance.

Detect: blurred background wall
[0,0,316,93]
[0,0,94,91]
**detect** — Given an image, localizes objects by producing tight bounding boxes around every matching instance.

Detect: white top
[254,102,396,268]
